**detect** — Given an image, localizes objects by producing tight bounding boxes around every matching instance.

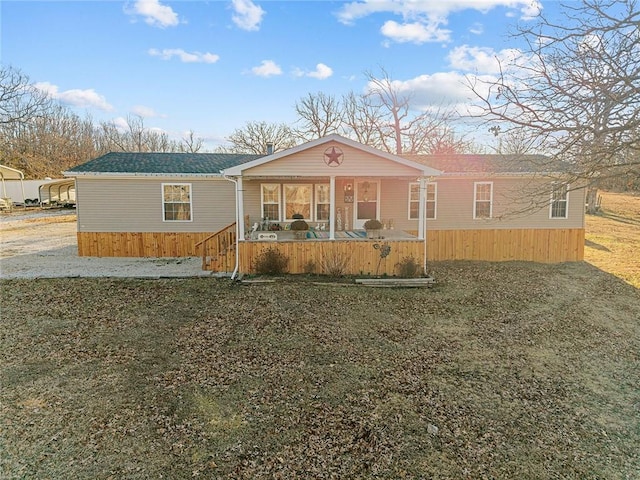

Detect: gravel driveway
[0,209,209,279]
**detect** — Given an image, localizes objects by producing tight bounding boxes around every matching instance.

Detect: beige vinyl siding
[76,177,236,232]
[242,176,585,233]
[429,177,585,230]
[244,142,422,177]
[243,181,265,226]
[378,179,417,231]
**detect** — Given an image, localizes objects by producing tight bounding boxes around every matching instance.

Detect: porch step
[354,277,436,288]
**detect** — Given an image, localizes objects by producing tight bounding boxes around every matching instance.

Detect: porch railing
[194,222,236,272]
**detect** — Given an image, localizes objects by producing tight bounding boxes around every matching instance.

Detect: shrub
[254,247,288,275]
[320,247,352,277]
[363,218,383,230]
[396,256,421,278]
[303,260,316,274]
[290,219,309,231]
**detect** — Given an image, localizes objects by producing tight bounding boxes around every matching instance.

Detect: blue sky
[1,0,559,150]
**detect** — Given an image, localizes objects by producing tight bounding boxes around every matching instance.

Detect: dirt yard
[0,209,205,279]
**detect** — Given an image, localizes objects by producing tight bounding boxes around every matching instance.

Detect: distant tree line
[0,65,204,178]
[222,69,474,156]
[0,63,475,179]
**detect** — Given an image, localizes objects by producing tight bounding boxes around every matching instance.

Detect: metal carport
[0,164,25,210]
[39,178,76,207]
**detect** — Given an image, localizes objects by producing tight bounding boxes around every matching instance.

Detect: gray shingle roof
[66,152,264,175]
[402,154,573,174]
[66,151,573,176]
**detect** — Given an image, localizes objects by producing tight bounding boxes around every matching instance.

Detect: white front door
[354,180,379,229]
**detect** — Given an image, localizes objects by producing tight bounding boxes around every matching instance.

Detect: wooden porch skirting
[238,228,584,275]
[77,228,584,273]
[426,228,585,264]
[77,231,214,257]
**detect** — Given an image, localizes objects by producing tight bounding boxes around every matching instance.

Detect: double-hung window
[261,184,281,221]
[315,184,330,222]
[550,183,569,218]
[162,183,192,221]
[284,184,312,220]
[408,182,437,220]
[474,182,493,219]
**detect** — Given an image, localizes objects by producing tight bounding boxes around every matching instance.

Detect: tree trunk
[585,187,599,215]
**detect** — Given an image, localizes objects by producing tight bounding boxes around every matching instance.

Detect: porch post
[329,176,336,240]
[237,176,245,241]
[418,177,426,240]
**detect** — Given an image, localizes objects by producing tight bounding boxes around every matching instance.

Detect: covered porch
[236,175,430,242]
[210,134,441,276]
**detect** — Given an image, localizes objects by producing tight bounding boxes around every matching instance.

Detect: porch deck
[248,229,417,241]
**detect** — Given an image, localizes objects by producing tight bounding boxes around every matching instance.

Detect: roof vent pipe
[266,142,274,155]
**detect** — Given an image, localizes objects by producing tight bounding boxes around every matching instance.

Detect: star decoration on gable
[324,146,344,167]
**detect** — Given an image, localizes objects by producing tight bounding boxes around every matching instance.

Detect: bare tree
[469,0,640,212]
[364,68,413,154]
[489,126,537,156]
[364,68,466,155]
[341,91,385,148]
[289,69,468,155]
[0,65,52,128]
[180,130,204,153]
[222,121,297,154]
[96,115,180,153]
[0,65,211,177]
[294,92,342,141]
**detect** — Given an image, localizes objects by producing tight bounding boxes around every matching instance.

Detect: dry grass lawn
[1,192,639,479]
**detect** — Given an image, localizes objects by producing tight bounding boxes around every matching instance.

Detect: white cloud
[110,117,130,131]
[231,0,265,31]
[148,48,220,63]
[519,2,541,20]
[148,126,166,135]
[109,117,167,135]
[338,0,542,23]
[337,0,542,44]
[380,20,450,44]
[34,82,113,111]
[131,105,161,117]
[126,0,180,28]
[469,22,484,35]
[448,45,522,74]
[449,45,493,72]
[373,72,474,105]
[294,63,334,79]
[363,70,498,118]
[308,63,333,79]
[251,60,282,77]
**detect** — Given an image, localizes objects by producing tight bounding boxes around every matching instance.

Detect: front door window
[355,180,378,229]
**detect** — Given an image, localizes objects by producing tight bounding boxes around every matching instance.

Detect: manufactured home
[64,134,585,276]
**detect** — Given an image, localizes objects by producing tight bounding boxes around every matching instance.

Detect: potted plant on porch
[290,213,309,240]
[363,218,383,239]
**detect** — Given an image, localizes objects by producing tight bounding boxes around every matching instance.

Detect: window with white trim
[315,184,330,221]
[408,182,437,220]
[261,184,281,221]
[550,183,569,218]
[162,183,192,221]
[284,184,312,220]
[474,182,493,219]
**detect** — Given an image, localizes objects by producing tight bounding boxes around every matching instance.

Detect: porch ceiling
[240,175,422,180]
